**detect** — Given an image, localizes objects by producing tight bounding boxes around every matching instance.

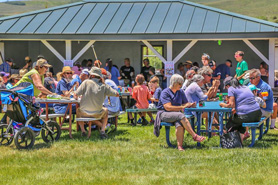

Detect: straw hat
[19,69,28,77]
[9,74,20,81]
[60,66,74,77]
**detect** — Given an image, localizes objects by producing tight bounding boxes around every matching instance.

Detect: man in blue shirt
[214,59,232,90]
[70,69,89,87]
[249,69,276,129]
[0,59,12,73]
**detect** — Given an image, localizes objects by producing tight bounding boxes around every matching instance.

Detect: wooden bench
[75,111,125,137]
[126,108,157,126]
[40,114,65,125]
[242,115,271,147]
[160,115,195,148]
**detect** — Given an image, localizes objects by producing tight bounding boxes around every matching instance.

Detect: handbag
[220,131,243,149]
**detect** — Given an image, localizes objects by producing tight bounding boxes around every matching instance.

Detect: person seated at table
[149,76,162,107]
[74,67,119,139]
[44,72,56,93]
[132,74,154,125]
[70,69,90,88]
[248,69,276,129]
[54,66,77,114]
[6,74,20,89]
[103,71,121,131]
[220,77,262,142]
[198,66,220,99]
[14,59,53,97]
[249,84,266,109]
[182,69,195,91]
[154,74,205,151]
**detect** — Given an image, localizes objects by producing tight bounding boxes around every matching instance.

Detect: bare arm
[163,102,195,112]
[205,80,220,99]
[220,96,235,108]
[212,75,221,80]
[31,74,52,95]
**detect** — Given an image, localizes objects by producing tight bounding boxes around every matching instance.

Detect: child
[149,76,162,106]
[249,84,266,109]
[132,74,152,125]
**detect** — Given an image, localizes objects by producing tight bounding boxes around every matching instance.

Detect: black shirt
[141,66,152,82]
[120,65,135,80]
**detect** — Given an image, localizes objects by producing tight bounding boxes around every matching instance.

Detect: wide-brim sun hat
[89,66,103,78]
[60,66,74,77]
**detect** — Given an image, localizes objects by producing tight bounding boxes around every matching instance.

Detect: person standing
[22,56,33,71]
[176,62,186,78]
[201,53,210,66]
[105,58,121,86]
[120,58,135,86]
[234,51,248,84]
[141,58,152,82]
[184,60,193,72]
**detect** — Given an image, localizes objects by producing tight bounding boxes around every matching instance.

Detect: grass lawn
[1,113,278,184]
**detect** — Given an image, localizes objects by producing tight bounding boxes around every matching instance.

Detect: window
[141,45,164,70]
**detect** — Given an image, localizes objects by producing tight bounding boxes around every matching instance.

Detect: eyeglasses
[43,66,49,69]
[249,77,257,80]
[205,74,212,77]
[65,72,72,75]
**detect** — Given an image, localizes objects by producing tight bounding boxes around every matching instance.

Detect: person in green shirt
[234,51,248,84]
[15,59,53,97]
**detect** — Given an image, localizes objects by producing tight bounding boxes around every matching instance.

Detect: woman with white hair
[154,74,205,151]
[184,74,208,107]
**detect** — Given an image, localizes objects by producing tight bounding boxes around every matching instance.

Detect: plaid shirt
[0,62,11,73]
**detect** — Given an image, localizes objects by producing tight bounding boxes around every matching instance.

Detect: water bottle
[219,93,223,101]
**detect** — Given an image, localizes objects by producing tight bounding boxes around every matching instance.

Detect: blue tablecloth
[185,101,232,146]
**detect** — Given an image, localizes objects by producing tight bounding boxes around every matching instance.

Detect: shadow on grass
[58,129,130,142]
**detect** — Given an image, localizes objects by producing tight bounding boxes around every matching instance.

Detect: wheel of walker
[0,124,14,146]
[14,127,35,150]
[41,121,61,143]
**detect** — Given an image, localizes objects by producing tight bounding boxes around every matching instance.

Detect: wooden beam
[65,40,72,60]
[167,40,173,61]
[0,42,4,65]
[41,40,65,63]
[173,40,197,64]
[72,40,96,62]
[243,39,269,64]
[269,39,275,88]
[141,40,166,63]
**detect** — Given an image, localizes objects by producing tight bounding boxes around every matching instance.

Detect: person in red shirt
[132,74,154,125]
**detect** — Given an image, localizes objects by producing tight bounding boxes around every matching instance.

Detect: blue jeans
[54,104,76,114]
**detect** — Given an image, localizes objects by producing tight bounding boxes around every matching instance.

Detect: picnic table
[185,101,232,146]
[36,98,80,139]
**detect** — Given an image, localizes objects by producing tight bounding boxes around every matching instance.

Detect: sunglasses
[65,72,72,75]
[249,77,257,80]
[205,74,212,77]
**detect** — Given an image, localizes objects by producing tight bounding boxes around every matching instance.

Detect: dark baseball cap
[223,76,233,89]
[226,59,232,67]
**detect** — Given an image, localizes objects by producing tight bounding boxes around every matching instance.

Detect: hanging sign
[64,60,73,67]
[165,61,174,77]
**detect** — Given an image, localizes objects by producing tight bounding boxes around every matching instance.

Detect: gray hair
[185,70,195,79]
[169,74,184,88]
[198,66,213,76]
[186,74,204,87]
[249,68,261,77]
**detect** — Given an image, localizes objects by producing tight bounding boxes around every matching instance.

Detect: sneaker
[137,118,142,124]
[141,119,149,126]
[100,133,108,139]
[270,126,278,130]
[81,132,87,137]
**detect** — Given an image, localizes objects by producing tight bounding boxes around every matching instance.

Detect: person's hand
[232,108,236,114]
[213,80,220,87]
[219,102,225,107]
[189,102,196,108]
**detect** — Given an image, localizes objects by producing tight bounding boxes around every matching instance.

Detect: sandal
[193,134,206,142]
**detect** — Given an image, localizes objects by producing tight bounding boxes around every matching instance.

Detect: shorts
[77,107,107,119]
[54,104,76,114]
[108,111,120,116]
[160,111,185,128]
[261,109,272,118]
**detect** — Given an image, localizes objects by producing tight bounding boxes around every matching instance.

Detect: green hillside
[0,0,278,23]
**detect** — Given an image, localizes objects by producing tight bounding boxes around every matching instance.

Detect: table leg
[134,113,137,126]
[69,103,73,139]
[208,112,212,138]
[197,112,201,147]
[45,103,49,121]
[76,103,79,132]
[219,112,224,136]
[127,96,130,123]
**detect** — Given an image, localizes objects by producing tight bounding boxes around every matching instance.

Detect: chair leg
[263,118,270,135]
[258,124,264,140]
[165,126,174,148]
[248,127,256,147]
[88,122,92,138]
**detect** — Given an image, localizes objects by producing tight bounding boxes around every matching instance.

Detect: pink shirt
[132,85,150,109]
[72,66,83,76]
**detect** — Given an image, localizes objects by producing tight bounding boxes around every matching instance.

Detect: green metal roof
[0,0,277,40]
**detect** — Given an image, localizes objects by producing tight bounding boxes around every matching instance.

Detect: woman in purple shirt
[220,77,261,142]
